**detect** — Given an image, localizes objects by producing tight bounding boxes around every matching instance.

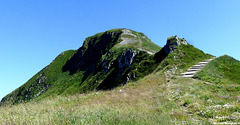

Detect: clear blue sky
[1,0,240,100]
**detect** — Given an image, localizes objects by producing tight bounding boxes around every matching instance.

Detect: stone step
[193,64,203,67]
[181,71,197,75]
[180,57,216,78]
[182,75,194,78]
[198,62,208,65]
[191,66,203,69]
[191,66,203,68]
[205,58,215,61]
[187,69,201,72]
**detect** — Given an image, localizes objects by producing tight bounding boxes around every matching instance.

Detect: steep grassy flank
[194,55,240,84]
[0,50,76,105]
[156,44,213,75]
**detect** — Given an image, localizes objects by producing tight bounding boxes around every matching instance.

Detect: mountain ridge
[0,28,213,106]
[1,29,240,124]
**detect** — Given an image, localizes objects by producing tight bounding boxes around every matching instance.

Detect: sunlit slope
[194,55,240,84]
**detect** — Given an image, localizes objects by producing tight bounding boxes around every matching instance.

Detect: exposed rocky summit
[154,35,188,62]
[164,35,188,54]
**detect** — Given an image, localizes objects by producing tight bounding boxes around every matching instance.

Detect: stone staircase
[180,58,215,78]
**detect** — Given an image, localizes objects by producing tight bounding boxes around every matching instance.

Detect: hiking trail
[180,57,216,78]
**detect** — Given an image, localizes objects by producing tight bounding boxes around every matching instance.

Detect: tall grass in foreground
[1,70,237,124]
[0,73,173,125]
[0,103,170,125]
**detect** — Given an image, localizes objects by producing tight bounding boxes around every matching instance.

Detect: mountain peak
[119,29,138,45]
[164,35,188,54]
[168,35,188,45]
[81,28,161,55]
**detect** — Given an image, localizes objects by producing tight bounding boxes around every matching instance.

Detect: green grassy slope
[0,50,76,105]
[131,30,162,52]
[194,55,240,84]
[156,43,213,75]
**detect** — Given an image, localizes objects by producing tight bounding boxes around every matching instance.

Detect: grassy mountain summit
[0,28,162,105]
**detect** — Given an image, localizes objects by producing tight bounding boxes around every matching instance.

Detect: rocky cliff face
[62,30,122,80]
[62,29,162,91]
[96,48,139,90]
[164,35,188,54]
[154,35,188,62]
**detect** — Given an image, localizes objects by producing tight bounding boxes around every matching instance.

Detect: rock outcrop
[154,35,188,62]
[62,30,122,76]
[163,35,188,54]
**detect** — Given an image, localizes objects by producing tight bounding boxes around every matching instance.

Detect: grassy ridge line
[194,55,240,84]
[156,44,213,75]
[1,50,76,105]
[131,30,162,53]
